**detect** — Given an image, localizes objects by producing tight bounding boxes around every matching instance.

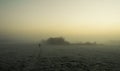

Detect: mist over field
[1,0,120,71]
[0,43,120,71]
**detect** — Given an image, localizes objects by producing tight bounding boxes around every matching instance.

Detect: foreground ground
[0,44,120,71]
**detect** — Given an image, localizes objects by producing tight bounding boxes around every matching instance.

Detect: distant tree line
[42,37,70,45]
[41,37,98,45]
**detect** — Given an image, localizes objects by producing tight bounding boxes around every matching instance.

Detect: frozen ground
[0,44,120,71]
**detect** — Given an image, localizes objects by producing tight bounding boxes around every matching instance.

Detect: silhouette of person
[38,43,41,47]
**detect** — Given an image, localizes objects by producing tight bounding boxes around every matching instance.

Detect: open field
[0,44,120,71]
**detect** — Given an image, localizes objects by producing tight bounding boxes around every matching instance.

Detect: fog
[0,0,120,43]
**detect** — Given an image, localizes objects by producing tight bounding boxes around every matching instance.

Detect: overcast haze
[0,0,120,43]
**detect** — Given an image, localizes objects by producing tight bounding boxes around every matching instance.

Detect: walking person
[38,43,41,48]
[38,43,42,58]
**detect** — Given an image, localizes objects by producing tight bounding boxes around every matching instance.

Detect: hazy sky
[0,0,120,43]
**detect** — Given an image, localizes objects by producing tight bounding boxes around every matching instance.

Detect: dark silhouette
[41,37,99,45]
[38,43,41,47]
[44,37,70,45]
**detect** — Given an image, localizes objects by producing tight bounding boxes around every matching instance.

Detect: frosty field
[0,44,120,71]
